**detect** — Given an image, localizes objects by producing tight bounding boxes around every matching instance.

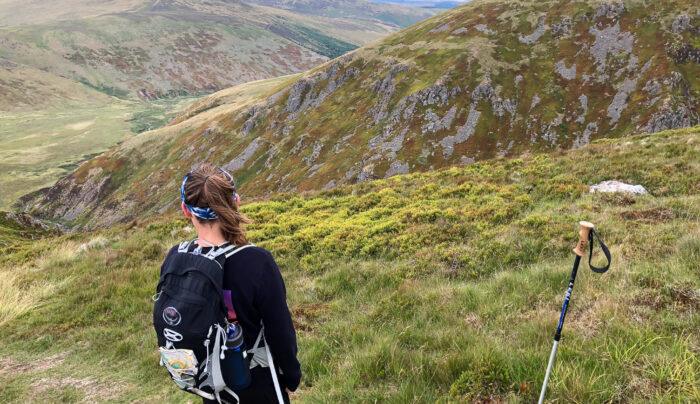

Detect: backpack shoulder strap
[225,243,255,258]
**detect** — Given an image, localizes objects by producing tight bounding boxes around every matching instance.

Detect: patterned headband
[180,168,237,220]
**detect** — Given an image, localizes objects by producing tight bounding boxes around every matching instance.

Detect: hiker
[154,164,300,404]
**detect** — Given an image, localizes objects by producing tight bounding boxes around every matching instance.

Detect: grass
[0,127,698,402]
[0,96,198,210]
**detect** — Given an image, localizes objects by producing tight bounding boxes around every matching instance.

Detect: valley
[0,0,436,209]
[23,0,698,231]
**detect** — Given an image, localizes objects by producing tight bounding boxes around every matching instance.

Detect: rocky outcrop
[588,22,634,72]
[671,15,691,33]
[642,101,696,133]
[519,15,547,44]
[554,60,576,80]
[594,2,625,20]
[438,104,481,157]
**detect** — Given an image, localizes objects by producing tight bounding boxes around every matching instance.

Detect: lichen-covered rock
[607,77,638,125]
[588,22,634,72]
[552,17,571,35]
[590,180,647,194]
[222,138,262,172]
[519,15,547,44]
[385,160,409,178]
[642,101,695,133]
[554,60,576,80]
[671,15,691,33]
[474,24,496,35]
[438,104,481,157]
[594,2,626,20]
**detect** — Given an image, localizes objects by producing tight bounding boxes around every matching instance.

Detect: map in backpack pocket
[159,347,198,389]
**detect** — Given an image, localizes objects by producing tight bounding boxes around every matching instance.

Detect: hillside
[246,0,438,27]
[1,127,698,402]
[0,0,434,105]
[24,0,700,229]
[0,0,441,209]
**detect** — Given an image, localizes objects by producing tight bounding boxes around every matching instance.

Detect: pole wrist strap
[588,229,611,274]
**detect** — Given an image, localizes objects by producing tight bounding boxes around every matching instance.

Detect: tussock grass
[0,128,698,402]
[0,270,57,327]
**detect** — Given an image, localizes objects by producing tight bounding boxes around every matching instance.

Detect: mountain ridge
[21,0,700,229]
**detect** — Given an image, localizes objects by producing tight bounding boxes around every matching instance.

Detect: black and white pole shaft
[538,221,594,404]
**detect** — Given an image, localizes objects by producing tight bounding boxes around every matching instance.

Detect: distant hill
[0,0,440,108]
[0,0,440,209]
[246,0,438,27]
[369,0,468,8]
[22,0,699,228]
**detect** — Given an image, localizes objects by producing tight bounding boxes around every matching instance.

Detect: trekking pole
[538,221,610,404]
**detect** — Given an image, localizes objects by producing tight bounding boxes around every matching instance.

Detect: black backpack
[153,240,251,403]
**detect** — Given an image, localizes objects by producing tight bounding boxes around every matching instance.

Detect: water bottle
[221,323,252,390]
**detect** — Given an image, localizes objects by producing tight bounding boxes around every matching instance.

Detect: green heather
[1,127,698,403]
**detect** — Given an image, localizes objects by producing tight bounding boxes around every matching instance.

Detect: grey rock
[385,160,409,178]
[552,17,571,35]
[422,106,457,134]
[322,180,336,190]
[284,63,358,121]
[356,164,378,183]
[452,27,468,35]
[474,24,496,35]
[589,22,634,72]
[290,135,307,155]
[670,44,700,64]
[594,2,626,20]
[222,138,261,173]
[573,122,597,149]
[471,80,494,100]
[643,79,663,95]
[430,21,454,34]
[643,101,695,133]
[460,156,475,164]
[671,15,691,33]
[307,162,325,178]
[646,96,661,108]
[240,106,262,136]
[439,103,481,157]
[284,79,309,114]
[576,94,588,124]
[530,94,541,110]
[607,77,638,124]
[519,15,547,44]
[302,141,324,166]
[590,180,647,194]
[514,75,523,86]
[554,59,576,80]
[368,64,410,124]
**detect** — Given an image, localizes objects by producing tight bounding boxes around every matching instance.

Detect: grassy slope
[29,0,699,229]
[0,95,199,210]
[1,127,698,403]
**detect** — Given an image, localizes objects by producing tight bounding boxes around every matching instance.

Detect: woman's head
[180,164,250,245]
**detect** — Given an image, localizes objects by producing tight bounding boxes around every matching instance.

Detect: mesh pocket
[159,348,198,389]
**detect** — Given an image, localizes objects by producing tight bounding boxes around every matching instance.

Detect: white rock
[590,180,648,194]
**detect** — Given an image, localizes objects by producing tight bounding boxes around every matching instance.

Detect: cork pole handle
[573,221,594,256]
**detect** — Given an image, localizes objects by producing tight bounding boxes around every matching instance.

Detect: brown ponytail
[182,164,251,245]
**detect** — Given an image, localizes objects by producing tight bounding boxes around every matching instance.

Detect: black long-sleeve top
[161,244,302,391]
